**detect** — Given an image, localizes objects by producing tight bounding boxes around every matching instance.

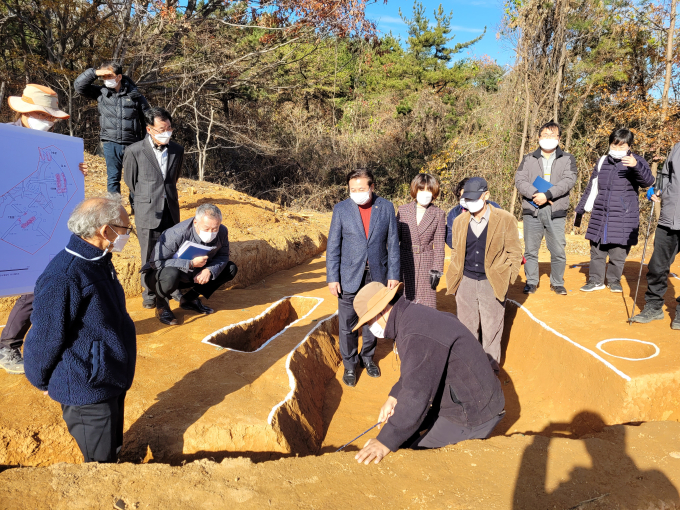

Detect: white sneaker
[0,347,25,374]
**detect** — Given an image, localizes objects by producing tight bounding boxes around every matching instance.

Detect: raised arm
[74,68,103,101]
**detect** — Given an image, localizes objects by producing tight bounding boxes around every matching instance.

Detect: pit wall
[268,315,341,455]
[503,302,680,435]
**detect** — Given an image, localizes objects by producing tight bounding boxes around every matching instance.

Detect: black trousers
[61,392,126,463]
[588,241,631,285]
[404,408,505,449]
[644,225,680,309]
[337,269,377,370]
[0,293,34,350]
[137,202,176,301]
[145,262,238,302]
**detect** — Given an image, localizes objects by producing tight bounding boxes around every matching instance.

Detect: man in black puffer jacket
[75,62,150,200]
[24,196,136,463]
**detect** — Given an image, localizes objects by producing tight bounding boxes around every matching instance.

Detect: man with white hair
[23,195,136,463]
[143,203,238,326]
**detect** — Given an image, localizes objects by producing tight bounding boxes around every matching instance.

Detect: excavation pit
[201,296,323,352]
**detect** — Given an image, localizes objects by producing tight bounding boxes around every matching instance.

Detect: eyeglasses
[148,126,173,134]
[110,224,134,235]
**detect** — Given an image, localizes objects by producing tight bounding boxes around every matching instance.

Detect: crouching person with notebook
[143,204,238,326]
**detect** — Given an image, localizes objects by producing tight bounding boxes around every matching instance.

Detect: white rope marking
[507,299,631,381]
[596,338,660,361]
[200,295,323,352]
[267,312,338,425]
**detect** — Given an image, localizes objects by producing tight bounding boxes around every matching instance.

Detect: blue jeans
[102,142,126,195]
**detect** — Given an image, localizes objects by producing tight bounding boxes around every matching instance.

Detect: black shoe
[550,284,567,295]
[607,282,623,293]
[180,297,214,315]
[523,284,538,294]
[363,360,381,378]
[155,306,178,326]
[630,306,664,324]
[142,299,156,309]
[342,369,356,387]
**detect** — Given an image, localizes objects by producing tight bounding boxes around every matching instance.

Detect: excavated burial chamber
[201,296,322,352]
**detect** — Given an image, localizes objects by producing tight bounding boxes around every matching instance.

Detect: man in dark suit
[326,169,400,387]
[123,107,183,308]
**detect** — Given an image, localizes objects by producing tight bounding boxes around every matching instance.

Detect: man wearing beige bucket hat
[0,84,87,375]
[350,281,505,465]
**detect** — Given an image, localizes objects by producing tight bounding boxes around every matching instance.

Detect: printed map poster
[0,124,84,297]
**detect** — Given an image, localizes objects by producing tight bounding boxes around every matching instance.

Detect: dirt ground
[1,180,680,508]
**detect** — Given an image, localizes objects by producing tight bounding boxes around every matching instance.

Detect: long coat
[575,152,654,246]
[375,297,505,452]
[396,201,446,308]
[326,195,400,294]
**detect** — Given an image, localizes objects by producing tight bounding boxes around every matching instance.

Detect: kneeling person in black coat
[351,282,505,465]
[24,196,136,463]
[144,203,238,326]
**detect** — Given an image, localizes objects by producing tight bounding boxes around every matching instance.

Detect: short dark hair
[410,173,440,200]
[609,128,634,146]
[454,177,469,198]
[346,168,374,186]
[145,107,172,127]
[99,61,123,76]
[538,121,561,137]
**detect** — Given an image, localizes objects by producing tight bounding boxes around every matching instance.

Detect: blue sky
[365,0,515,66]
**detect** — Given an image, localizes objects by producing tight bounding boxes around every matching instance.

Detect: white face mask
[463,198,485,213]
[416,191,433,207]
[26,116,54,131]
[609,148,627,160]
[106,226,130,253]
[350,191,371,206]
[539,138,559,151]
[369,320,385,339]
[104,78,119,89]
[153,131,172,145]
[199,230,217,243]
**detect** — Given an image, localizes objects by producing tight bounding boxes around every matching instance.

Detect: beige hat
[352,281,403,332]
[8,84,69,119]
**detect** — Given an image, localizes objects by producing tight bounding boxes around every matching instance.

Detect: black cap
[461,177,488,200]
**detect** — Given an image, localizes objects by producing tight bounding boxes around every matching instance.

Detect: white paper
[0,124,84,297]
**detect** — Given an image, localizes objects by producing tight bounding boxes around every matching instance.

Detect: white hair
[195,203,222,222]
[67,194,124,238]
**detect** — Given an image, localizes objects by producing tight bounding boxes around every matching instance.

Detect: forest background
[0,0,678,235]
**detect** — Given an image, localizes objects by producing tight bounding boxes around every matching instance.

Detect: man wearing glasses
[123,107,184,308]
[24,196,137,463]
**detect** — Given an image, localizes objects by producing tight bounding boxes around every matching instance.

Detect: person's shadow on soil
[512,411,679,509]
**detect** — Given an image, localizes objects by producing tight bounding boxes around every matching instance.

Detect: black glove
[429,269,443,290]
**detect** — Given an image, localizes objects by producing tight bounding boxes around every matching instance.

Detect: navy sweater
[24,234,136,406]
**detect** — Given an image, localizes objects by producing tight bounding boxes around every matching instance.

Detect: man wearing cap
[445,177,523,363]
[326,168,400,388]
[75,61,149,200]
[515,121,577,295]
[351,282,505,464]
[0,84,87,375]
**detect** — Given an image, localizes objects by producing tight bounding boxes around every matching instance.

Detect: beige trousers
[455,275,506,363]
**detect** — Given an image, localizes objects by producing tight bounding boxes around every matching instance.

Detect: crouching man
[24,196,136,463]
[352,282,505,464]
[144,203,238,326]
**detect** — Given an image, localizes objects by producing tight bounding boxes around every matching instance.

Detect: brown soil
[1,196,680,508]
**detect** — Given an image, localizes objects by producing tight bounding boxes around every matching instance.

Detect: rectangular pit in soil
[201,296,322,352]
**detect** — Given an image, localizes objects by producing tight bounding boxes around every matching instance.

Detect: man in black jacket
[123,107,183,308]
[351,282,505,464]
[74,62,149,198]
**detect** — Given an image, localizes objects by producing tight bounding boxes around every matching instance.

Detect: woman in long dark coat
[575,128,654,293]
[397,174,446,308]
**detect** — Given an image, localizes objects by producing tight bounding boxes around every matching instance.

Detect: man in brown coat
[445,177,523,363]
